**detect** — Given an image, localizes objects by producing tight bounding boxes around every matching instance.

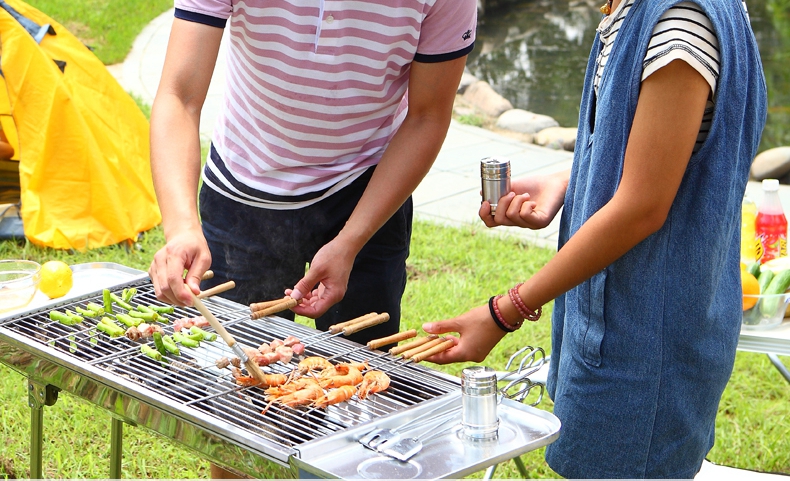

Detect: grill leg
[111,418,124,478]
[767,354,790,384]
[29,403,43,480]
[27,380,59,480]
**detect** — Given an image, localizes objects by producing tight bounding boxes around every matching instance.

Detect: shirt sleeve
[174,0,232,28]
[642,1,720,96]
[414,0,477,63]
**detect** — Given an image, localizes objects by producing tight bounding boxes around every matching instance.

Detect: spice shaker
[461,365,499,440]
[480,157,511,215]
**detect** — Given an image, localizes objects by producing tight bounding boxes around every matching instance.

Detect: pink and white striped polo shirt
[173,0,477,209]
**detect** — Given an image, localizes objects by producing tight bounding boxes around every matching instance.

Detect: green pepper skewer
[110,292,134,311]
[127,310,159,322]
[173,332,200,348]
[189,326,216,342]
[102,289,114,315]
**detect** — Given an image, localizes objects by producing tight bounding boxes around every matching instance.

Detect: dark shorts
[198,166,412,345]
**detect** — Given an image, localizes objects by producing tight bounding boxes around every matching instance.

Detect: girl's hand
[421,304,508,364]
[480,171,569,229]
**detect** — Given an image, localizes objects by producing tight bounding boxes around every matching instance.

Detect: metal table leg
[767,354,790,384]
[111,417,124,478]
[482,456,530,479]
[27,380,59,480]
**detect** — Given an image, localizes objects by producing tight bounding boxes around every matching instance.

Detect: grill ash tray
[292,394,560,479]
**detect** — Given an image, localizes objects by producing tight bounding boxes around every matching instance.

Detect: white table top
[739,319,790,356]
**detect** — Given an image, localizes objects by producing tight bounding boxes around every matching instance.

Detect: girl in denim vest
[424,0,767,477]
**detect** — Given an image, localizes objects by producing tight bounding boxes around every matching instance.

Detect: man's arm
[149,18,223,305]
[289,56,468,317]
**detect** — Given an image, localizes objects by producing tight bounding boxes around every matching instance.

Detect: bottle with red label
[756,178,788,264]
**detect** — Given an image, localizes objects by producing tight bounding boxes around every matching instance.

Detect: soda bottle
[741,195,760,264]
[756,178,788,264]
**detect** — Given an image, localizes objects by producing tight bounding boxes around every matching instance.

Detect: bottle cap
[763,179,780,191]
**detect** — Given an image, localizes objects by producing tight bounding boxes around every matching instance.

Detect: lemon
[39,261,73,299]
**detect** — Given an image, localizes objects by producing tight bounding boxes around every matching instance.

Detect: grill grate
[0,280,459,449]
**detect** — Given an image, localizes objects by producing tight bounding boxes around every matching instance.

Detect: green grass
[2,221,790,478]
[25,0,173,64]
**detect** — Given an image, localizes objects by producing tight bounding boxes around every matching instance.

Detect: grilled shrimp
[314,385,357,409]
[263,380,323,413]
[319,364,363,389]
[357,370,390,400]
[346,361,369,372]
[298,356,333,374]
[231,367,288,388]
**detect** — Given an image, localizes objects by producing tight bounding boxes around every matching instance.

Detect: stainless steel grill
[0,263,559,479]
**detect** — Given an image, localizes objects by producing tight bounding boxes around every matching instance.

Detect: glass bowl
[0,260,41,313]
[742,292,790,330]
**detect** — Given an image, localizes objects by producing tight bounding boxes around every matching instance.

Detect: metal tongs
[496,345,548,406]
[358,393,460,452]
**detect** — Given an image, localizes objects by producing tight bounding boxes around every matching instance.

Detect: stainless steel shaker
[461,366,499,440]
[480,157,511,215]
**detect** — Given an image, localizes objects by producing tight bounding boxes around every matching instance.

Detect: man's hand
[286,237,357,318]
[149,227,212,307]
[421,304,508,364]
[480,171,569,229]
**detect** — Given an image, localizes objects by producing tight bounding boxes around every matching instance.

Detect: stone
[458,72,479,94]
[462,81,513,118]
[534,127,578,151]
[495,109,559,134]
[750,147,790,181]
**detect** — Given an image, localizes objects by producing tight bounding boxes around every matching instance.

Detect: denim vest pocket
[582,269,606,366]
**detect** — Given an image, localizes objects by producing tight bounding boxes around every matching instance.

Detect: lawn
[1,0,788,478]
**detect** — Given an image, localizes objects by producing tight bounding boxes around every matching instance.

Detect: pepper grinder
[461,365,499,441]
[480,157,511,215]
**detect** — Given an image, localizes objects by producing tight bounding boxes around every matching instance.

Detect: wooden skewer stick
[196,280,236,299]
[410,339,456,362]
[250,298,299,319]
[201,270,214,281]
[190,293,266,383]
[250,297,290,312]
[398,337,446,360]
[388,335,438,356]
[341,313,390,336]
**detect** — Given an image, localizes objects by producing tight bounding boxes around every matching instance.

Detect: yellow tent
[0,0,160,249]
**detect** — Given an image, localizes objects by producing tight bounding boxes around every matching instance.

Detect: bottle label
[759,231,787,263]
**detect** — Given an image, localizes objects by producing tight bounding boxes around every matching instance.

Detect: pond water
[466,0,790,152]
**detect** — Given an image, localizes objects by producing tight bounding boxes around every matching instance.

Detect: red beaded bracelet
[492,294,523,331]
[508,283,542,322]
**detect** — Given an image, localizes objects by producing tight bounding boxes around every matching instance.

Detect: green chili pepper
[86,302,106,316]
[102,289,114,315]
[189,326,216,342]
[127,310,159,322]
[110,292,134,311]
[149,305,175,314]
[116,313,141,328]
[96,318,125,337]
[136,305,155,314]
[152,332,168,356]
[49,310,81,326]
[75,306,99,318]
[161,335,180,355]
[173,332,200,348]
[122,287,137,303]
[140,344,163,361]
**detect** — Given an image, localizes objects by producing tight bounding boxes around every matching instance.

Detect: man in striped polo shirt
[148,2,476,350]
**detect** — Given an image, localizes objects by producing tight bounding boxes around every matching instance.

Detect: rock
[751,147,790,181]
[495,109,559,134]
[462,81,513,118]
[458,72,478,95]
[534,127,578,151]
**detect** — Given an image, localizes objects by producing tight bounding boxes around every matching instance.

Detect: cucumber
[757,270,775,296]
[759,269,790,315]
[747,261,761,279]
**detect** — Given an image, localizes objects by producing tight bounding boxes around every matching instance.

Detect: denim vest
[544,0,767,478]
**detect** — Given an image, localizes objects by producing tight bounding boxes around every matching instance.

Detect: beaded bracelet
[488,295,518,332]
[508,282,542,322]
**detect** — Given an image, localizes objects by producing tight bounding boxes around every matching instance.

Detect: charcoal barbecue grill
[0,263,559,479]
